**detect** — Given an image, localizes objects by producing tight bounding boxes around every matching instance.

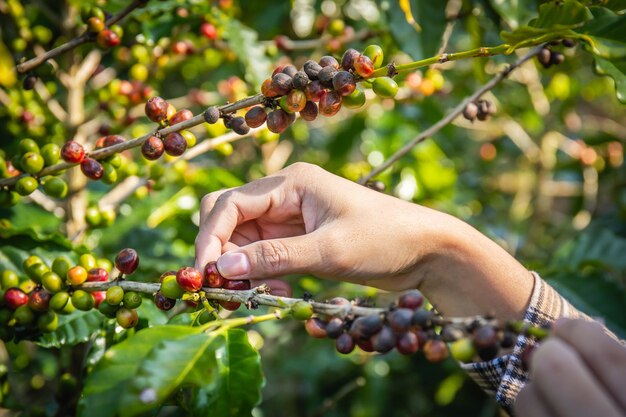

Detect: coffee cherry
[472,325,498,350]
[17,138,40,155]
[96,30,120,48]
[245,106,267,128]
[81,158,104,180]
[291,301,314,320]
[550,51,564,66]
[160,275,184,299]
[231,116,250,135]
[562,39,576,47]
[319,90,342,116]
[28,288,51,312]
[341,48,360,71]
[14,304,35,325]
[61,141,85,163]
[476,100,495,121]
[15,176,38,196]
[319,55,339,69]
[292,71,310,90]
[42,177,68,198]
[203,261,224,288]
[271,73,293,96]
[281,65,298,78]
[204,106,221,124]
[500,330,516,349]
[23,74,37,90]
[163,132,187,156]
[372,77,398,98]
[538,48,552,68]
[40,143,60,166]
[23,254,42,270]
[261,78,279,98]
[141,136,165,160]
[357,338,375,352]
[299,101,319,121]
[332,71,356,96]
[169,109,193,126]
[154,292,176,311]
[219,279,251,310]
[325,317,345,339]
[116,307,138,328]
[396,331,419,355]
[66,266,88,285]
[92,291,105,307]
[72,290,95,311]
[397,290,424,310]
[284,90,307,113]
[372,325,396,353]
[87,16,104,33]
[335,333,355,354]
[388,308,414,332]
[4,288,28,310]
[354,54,375,78]
[41,271,64,293]
[303,60,323,80]
[106,286,125,305]
[342,87,365,109]
[97,300,118,318]
[412,309,435,329]
[349,315,383,340]
[49,291,70,312]
[450,337,477,362]
[423,339,449,362]
[115,248,139,274]
[102,135,125,148]
[317,66,338,88]
[463,102,478,122]
[363,45,384,68]
[38,310,58,332]
[176,267,203,292]
[200,22,218,40]
[305,317,328,338]
[1,270,19,289]
[79,253,97,270]
[123,291,142,309]
[304,81,324,102]
[21,152,44,174]
[145,96,169,123]
[101,162,118,184]
[27,263,49,284]
[266,109,290,134]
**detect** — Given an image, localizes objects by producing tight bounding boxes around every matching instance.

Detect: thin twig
[358,44,547,184]
[15,0,145,75]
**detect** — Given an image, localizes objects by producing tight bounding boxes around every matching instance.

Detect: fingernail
[217,252,250,277]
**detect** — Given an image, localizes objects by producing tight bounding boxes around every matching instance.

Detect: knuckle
[257,240,290,272]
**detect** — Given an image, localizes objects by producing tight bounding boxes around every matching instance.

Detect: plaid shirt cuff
[460,272,592,413]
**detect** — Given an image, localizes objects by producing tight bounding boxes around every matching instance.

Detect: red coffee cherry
[354,54,375,78]
[145,96,169,123]
[81,158,104,180]
[102,135,125,148]
[28,289,51,312]
[299,101,319,121]
[169,109,193,125]
[332,71,356,96]
[397,290,424,310]
[422,339,449,362]
[266,109,291,134]
[176,267,203,292]
[305,318,328,338]
[87,268,109,282]
[61,141,85,163]
[318,90,342,117]
[219,279,251,311]
[244,106,267,128]
[200,22,217,40]
[261,78,279,98]
[204,261,224,288]
[396,331,420,355]
[141,136,165,160]
[163,132,187,156]
[4,288,29,310]
[304,81,324,102]
[96,29,120,48]
[92,291,106,308]
[115,248,139,274]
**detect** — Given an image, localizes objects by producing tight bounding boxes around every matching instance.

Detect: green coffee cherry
[1,270,19,289]
[98,300,119,318]
[49,291,70,312]
[23,255,43,270]
[42,177,68,198]
[363,45,384,69]
[101,163,118,185]
[15,176,38,196]
[85,207,102,227]
[291,301,314,320]
[372,77,399,98]
[160,275,184,299]
[14,305,35,325]
[343,87,366,109]
[40,143,60,166]
[106,286,125,305]
[71,290,95,311]
[17,139,40,155]
[51,256,71,279]
[41,272,64,293]
[449,337,477,363]
[78,253,97,270]
[26,263,49,284]
[20,152,45,174]
[122,291,142,309]
[38,311,58,332]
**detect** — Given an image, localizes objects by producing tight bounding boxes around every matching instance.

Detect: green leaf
[386,1,447,60]
[577,7,626,59]
[187,329,263,417]
[119,332,219,417]
[37,310,104,348]
[593,55,626,103]
[487,0,539,29]
[137,297,168,326]
[78,326,202,417]
[220,17,271,90]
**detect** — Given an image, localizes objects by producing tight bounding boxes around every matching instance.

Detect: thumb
[216,233,325,280]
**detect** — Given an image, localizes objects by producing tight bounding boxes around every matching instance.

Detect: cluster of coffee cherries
[0,249,141,342]
[462,99,496,122]
[0,139,68,206]
[154,261,251,312]
[142,96,199,159]
[59,136,124,182]
[81,5,123,50]
[303,290,524,362]
[240,44,398,135]
[537,39,575,69]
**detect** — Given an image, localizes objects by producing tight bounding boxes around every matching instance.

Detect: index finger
[194,175,288,271]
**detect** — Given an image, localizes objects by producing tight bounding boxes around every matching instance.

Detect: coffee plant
[0,1,625,416]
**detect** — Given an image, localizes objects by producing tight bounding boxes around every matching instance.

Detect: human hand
[515,319,626,417]
[195,162,533,318]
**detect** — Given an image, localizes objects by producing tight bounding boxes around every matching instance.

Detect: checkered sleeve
[460,272,598,414]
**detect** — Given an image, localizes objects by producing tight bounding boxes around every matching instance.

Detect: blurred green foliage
[0,0,625,416]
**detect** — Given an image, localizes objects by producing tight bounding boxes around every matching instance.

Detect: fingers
[216,232,326,280]
[194,176,288,270]
[530,338,623,417]
[514,383,555,417]
[552,319,626,410]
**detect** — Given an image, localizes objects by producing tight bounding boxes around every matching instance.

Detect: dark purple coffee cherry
[292,71,310,90]
[231,116,250,135]
[463,102,478,122]
[244,106,267,128]
[357,338,375,352]
[372,325,396,353]
[335,333,355,354]
[318,66,338,88]
[163,132,187,156]
[500,330,517,349]
[538,48,552,68]
[550,51,564,66]
[440,325,465,342]
[332,71,356,96]
[23,74,38,90]
[266,109,290,134]
[141,136,164,160]
[271,73,293,96]
[325,317,345,339]
[154,291,176,311]
[472,325,498,350]
[396,331,419,355]
[319,55,339,69]
[281,64,298,77]
[115,248,139,274]
[303,60,322,80]
[341,48,360,71]
[397,290,424,310]
[204,106,220,124]
[412,309,435,329]
[520,345,536,371]
[304,81,324,102]
[145,96,169,123]
[80,158,104,180]
[299,101,319,121]
[319,90,342,117]
[388,308,414,332]
[348,315,383,340]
